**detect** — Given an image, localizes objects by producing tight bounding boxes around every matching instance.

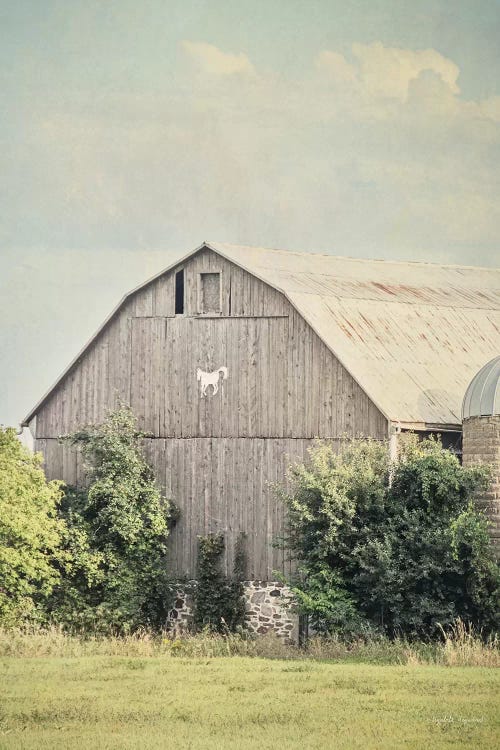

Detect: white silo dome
[462,356,500,419]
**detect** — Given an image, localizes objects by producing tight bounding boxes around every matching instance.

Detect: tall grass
[302,625,498,667]
[439,619,500,668]
[0,620,498,666]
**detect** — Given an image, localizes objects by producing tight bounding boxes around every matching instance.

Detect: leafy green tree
[281,436,499,637]
[48,406,174,633]
[0,427,66,626]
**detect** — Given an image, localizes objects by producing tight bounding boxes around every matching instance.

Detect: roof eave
[394,420,462,432]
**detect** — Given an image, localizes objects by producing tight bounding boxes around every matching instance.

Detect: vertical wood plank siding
[35,436,349,578]
[33,247,388,578]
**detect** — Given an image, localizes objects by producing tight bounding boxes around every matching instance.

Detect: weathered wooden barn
[22,242,500,579]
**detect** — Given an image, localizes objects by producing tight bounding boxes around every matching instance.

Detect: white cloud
[181,41,256,77]
[315,50,357,85]
[352,42,460,100]
[480,95,500,123]
[315,42,460,102]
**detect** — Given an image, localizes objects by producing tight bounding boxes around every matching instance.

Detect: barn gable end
[31,246,387,443]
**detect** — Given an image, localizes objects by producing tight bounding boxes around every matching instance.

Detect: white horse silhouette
[196,366,229,397]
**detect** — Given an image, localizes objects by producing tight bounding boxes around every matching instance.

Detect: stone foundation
[243,581,298,644]
[166,580,298,643]
[166,583,196,635]
[462,415,500,554]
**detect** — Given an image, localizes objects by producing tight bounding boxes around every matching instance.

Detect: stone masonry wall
[462,415,500,555]
[166,583,196,635]
[166,581,298,643]
[243,581,298,644]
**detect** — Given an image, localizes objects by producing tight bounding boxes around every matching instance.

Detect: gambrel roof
[23,241,500,429]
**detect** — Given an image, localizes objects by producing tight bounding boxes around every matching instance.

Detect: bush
[0,427,66,626]
[46,406,174,633]
[193,533,246,633]
[281,436,500,637]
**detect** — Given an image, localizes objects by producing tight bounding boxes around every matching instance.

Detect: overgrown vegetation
[0,427,66,626]
[44,407,175,633]
[2,412,499,654]
[193,533,246,632]
[281,436,500,638]
[0,619,498,666]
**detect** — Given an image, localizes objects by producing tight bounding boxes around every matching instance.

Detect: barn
[22,242,500,584]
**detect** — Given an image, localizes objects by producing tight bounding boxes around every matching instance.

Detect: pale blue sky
[1,1,500,427]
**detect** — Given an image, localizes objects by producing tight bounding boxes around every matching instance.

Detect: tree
[0,427,66,626]
[281,436,500,637]
[48,406,174,633]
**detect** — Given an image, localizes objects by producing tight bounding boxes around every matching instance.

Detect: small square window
[199,272,221,313]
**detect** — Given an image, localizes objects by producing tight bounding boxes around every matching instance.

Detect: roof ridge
[207,240,500,272]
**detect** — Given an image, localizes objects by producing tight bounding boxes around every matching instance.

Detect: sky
[1,0,500,429]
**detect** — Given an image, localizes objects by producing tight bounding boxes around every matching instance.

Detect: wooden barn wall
[35,436,349,579]
[137,437,321,578]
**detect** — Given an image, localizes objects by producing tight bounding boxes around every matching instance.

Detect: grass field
[1,655,499,749]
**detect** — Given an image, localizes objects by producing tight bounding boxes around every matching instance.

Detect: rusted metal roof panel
[211,243,499,309]
[287,295,500,425]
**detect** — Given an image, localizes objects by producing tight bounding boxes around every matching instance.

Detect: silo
[462,356,500,554]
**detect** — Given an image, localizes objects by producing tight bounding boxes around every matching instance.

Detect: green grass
[1,656,498,749]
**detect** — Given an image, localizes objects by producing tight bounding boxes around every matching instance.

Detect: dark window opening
[175,269,184,314]
[200,272,221,313]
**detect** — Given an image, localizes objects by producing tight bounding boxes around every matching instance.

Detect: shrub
[46,406,174,633]
[193,533,246,633]
[281,436,500,637]
[0,427,66,626]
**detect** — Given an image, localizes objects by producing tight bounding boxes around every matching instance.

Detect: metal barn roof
[22,241,500,429]
[462,356,500,419]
